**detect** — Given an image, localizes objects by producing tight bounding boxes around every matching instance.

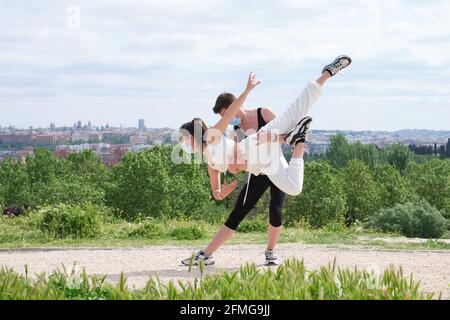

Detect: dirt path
[1,244,449,299]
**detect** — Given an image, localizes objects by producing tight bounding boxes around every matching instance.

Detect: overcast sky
[0,0,449,131]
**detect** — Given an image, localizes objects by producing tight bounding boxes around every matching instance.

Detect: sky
[0,0,449,131]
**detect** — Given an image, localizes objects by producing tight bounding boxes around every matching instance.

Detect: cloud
[0,0,449,130]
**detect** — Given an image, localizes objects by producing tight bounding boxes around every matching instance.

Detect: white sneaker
[265,250,280,266]
[181,250,215,266]
[322,55,352,77]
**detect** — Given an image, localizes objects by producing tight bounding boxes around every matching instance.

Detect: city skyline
[0,1,449,131]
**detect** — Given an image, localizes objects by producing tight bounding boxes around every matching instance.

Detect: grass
[0,259,437,300]
[1,212,449,251]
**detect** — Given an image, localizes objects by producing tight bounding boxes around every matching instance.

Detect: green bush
[286,161,346,228]
[382,143,413,173]
[0,159,31,206]
[238,218,267,233]
[128,218,166,238]
[406,159,450,219]
[107,145,211,219]
[366,200,447,239]
[325,134,380,168]
[372,164,412,209]
[342,160,380,224]
[35,203,111,239]
[168,221,206,240]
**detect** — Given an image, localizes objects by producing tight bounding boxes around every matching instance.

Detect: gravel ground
[1,244,449,299]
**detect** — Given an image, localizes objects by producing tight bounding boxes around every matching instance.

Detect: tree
[325,134,351,168]
[406,159,450,219]
[381,144,413,173]
[107,145,211,219]
[107,147,171,218]
[0,159,30,206]
[342,160,380,224]
[286,161,346,227]
[325,134,379,168]
[372,164,413,209]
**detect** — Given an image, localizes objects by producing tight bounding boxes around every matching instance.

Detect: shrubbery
[128,218,166,238]
[0,137,448,240]
[107,145,211,219]
[372,164,412,209]
[342,160,380,224]
[35,203,112,239]
[366,200,447,238]
[286,161,346,228]
[168,221,206,240]
[238,218,268,233]
[406,159,450,219]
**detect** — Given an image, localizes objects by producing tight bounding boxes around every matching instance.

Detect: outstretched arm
[212,72,261,135]
[208,165,238,201]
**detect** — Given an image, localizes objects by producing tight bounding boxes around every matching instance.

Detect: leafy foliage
[381,144,413,173]
[406,159,450,219]
[342,160,380,224]
[372,164,413,209]
[35,203,111,239]
[107,145,211,219]
[286,161,346,227]
[0,259,436,300]
[366,200,447,238]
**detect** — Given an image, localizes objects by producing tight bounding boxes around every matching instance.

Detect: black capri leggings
[225,174,286,230]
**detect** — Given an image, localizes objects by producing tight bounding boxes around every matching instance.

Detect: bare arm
[211,72,261,135]
[260,107,277,123]
[208,165,222,200]
[208,165,238,201]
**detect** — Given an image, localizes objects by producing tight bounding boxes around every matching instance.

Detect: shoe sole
[286,117,313,145]
[181,260,215,266]
[265,260,280,266]
[323,55,352,76]
[285,116,312,145]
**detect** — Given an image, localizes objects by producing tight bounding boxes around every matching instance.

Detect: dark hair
[213,92,236,114]
[179,118,208,148]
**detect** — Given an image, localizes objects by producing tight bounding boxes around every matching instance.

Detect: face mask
[181,143,193,154]
[230,117,241,127]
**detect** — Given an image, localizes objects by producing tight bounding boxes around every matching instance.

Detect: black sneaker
[265,250,280,266]
[285,116,313,146]
[322,55,352,77]
[181,250,215,266]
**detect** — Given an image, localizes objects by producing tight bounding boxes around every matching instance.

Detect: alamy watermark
[66,5,82,30]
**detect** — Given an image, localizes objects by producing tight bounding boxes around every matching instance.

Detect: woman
[179,55,352,265]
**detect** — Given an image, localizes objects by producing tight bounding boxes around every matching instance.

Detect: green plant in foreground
[0,259,437,300]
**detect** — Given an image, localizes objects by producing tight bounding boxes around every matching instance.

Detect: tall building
[447,138,450,156]
[49,123,56,130]
[138,119,145,130]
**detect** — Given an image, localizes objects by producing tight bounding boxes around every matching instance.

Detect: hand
[245,72,261,92]
[212,180,238,201]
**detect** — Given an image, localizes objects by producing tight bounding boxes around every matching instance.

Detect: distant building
[72,132,90,143]
[138,119,145,130]
[130,135,148,145]
[0,133,33,145]
[49,123,56,130]
[447,138,450,156]
[35,134,56,145]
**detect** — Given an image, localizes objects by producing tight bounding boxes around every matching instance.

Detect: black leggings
[225,174,286,230]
